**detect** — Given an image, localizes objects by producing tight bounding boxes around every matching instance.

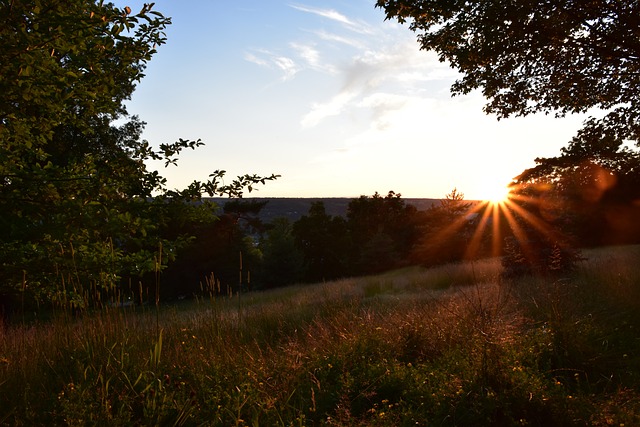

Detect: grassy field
[1,246,640,426]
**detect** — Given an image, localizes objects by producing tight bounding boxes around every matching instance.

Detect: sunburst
[462,182,566,263]
[414,180,573,271]
[484,182,512,206]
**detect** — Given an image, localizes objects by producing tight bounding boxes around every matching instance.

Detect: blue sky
[118,0,589,200]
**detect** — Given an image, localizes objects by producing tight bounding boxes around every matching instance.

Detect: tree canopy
[513,131,640,246]
[0,1,277,310]
[376,0,640,145]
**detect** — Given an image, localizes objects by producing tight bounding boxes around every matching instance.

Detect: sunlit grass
[1,246,639,425]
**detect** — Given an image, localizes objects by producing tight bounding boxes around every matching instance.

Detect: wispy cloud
[358,93,409,131]
[244,52,270,68]
[290,42,337,74]
[301,91,357,128]
[291,43,319,66]
[300,41,452,128]
[244,49,300,81]
[273,56,299,80]
[290,4,353,26]
[290,3,373,34]
[313,29,365,49]
[248,3,454,129]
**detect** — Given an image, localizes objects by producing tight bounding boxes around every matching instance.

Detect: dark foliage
[501,184,583,278]
[411,188,475,266]
[377,0,640,148]
[515,131,640,247]
[292,202,350,282]
[346,191,419,274]
[261,218,305,288]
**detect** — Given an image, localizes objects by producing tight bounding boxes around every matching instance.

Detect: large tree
[514,130,640,246]
[376,0,640,145]
[0,1,276,310]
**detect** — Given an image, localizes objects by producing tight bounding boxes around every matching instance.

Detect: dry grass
[1,247,640,425]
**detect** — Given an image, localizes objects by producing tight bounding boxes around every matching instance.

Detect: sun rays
[445,182,571,264]
[412,180,578,272]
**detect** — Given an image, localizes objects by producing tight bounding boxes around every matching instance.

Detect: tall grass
[1,246,639,425]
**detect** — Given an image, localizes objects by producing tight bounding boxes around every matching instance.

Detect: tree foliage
[293,202,349,282]
[262,218,305,288]
[376,0,640,145]
[514,131,640,246]
[501,183,583,277]
[0,1,277,310]
[346,191,418,273]
[411,188,475,266]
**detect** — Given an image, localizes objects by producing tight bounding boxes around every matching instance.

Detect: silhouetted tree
[293,202,350,281]
[155,204,262,300]
[223,199,270,236]
[346,191,418,274]
[261,218,305,288]
[515,132,640,246]
[411,188,474,266]
[501,183,583,277]
[377,0,640,150]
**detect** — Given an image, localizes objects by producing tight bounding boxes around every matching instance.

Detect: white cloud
[313,29,365,49]
[290,3,373,34]
[289,42,337,74]
[301,91,357,128]
[298,40,449,128]
[273,56,299,80]
[243,52,269,68]
[358,93,409,130]
[251,4,457,130]
[290,3,354,26]
[290,42,319,66]
[244,49,300,81]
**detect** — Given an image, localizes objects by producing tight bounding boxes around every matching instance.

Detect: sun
[483,182,512,205]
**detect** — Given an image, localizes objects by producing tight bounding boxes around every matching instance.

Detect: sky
[117,0,591,200]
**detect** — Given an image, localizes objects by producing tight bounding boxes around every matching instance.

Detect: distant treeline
[156,182,640,300]
[207,197,441,223]
[154,191,490,299]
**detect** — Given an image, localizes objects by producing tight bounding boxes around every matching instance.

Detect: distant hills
[207,197,441,223]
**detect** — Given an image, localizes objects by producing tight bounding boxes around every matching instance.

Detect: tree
[514,131,640,246]
[157,206,262,299]
[411,188,474,265]
[346,191,418,273]
[261,218,305,288]
[500,183,583,277]
[292,202,350,282]
[376,1,640,146]
[0,1,277,311]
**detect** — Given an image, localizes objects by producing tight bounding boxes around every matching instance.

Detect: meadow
[1,246,639,426]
